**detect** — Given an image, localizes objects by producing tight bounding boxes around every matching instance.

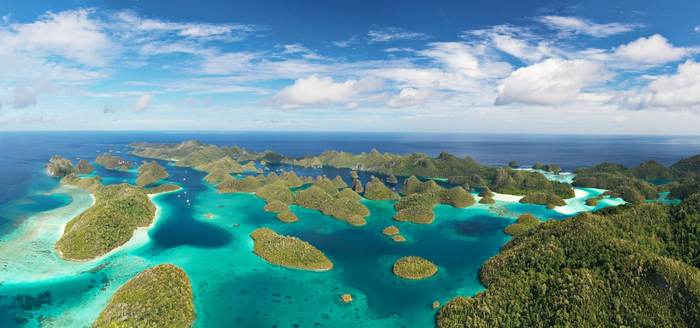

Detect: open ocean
[0,131,699,327]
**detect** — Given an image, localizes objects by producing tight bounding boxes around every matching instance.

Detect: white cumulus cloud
[614,34,687,64]
[388,84,439,108]
[0,9,112,66]
[615,60,700,110]
[261,75,384,110]
[495,58,607,106]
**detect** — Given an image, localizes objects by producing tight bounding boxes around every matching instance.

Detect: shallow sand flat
[491,193,524,203]
[0,186,165,283]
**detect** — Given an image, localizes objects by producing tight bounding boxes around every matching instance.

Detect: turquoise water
[4,132,687,327]
[0,161,525,327]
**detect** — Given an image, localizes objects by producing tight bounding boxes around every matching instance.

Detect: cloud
[614,60,700,110]
[279,43,321,59]
[0,9,112,66]
[419,42,481,77]
[115,11,260,42]
[368,27,430,43]
[13,84,37,108]
[133,94,153,112]
[614,34,687,64]
[261,75,384,109]
[177,96,212,107]
[32,74,59,95]
[465,25,554,64]
[539,16,641,37]
[495,58,607,106]
[333,36,359,48]
[103,101,114,113]
[388,84,439,108]
[0,115,55,124]
[200,52,259,75]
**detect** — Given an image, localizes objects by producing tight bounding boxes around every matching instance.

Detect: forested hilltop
[129,141,574,198]
[437,195,700,327]
[53,154,179,261]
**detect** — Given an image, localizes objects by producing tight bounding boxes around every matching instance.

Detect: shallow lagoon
[0,134,681,327]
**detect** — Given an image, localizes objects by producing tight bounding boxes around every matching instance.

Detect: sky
[1,0,700,133]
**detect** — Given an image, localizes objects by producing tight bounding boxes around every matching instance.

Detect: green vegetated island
[393,256,438,280]
[93,263,196,328]
[123,141,700,326]
[251,227,333,271]
[51,158,179,261]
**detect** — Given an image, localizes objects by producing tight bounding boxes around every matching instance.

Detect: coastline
[54,188,166,263]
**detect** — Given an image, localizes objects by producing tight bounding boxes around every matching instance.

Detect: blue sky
[1,0,700,133]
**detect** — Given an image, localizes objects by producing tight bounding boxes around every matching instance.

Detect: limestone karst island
[2,1,700,327]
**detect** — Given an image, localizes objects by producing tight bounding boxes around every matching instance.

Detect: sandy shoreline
[55,188,167,263]
[491,193,524,203]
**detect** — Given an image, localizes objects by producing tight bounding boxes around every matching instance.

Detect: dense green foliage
[502,212,540,236]
[276,212,298,223]
[95,153,134,170]
[215,176,263,193]
[203,168,234,183]
[332,175,348,188]
[532,163,562,173]
[448,175,487,187]
[145,184,181,194]
[400,176,443,195]
[196,156,243,173]
[129,141,272,167]
[250,228,333,270]
[488,167,574,198]
[631,160,672,179]
[478,196,495,204]
[394,186,475,224]
[336,188,363,202]
[45,155,75,177]
[319,198,370,226]
[135,161,169,187]
[56,183,156,261]
[263,200,290,213]
[670,154,700,176]
[61,174,104,193]
[364,176,400,200]
[294,186,334,210]
[313,177,340,195]
[350,171,358,179]
[256,183,295,205]
[132,141,583,197]
[75,159,94,175]
[667,174,700,200]
[392,256,438,280]
[572,162,659,203]
[519,192,566,207]
[293,185,370,225]
[508,161,520,168]
[585,195,604,206]
[383,226,399,236]
[436,196,700,327]
[93,264,195,328]
[478,187,494,198]
[351,179,364,193]
[387,175,398,183]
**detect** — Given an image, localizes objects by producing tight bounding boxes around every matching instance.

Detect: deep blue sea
[0,131,698,327]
